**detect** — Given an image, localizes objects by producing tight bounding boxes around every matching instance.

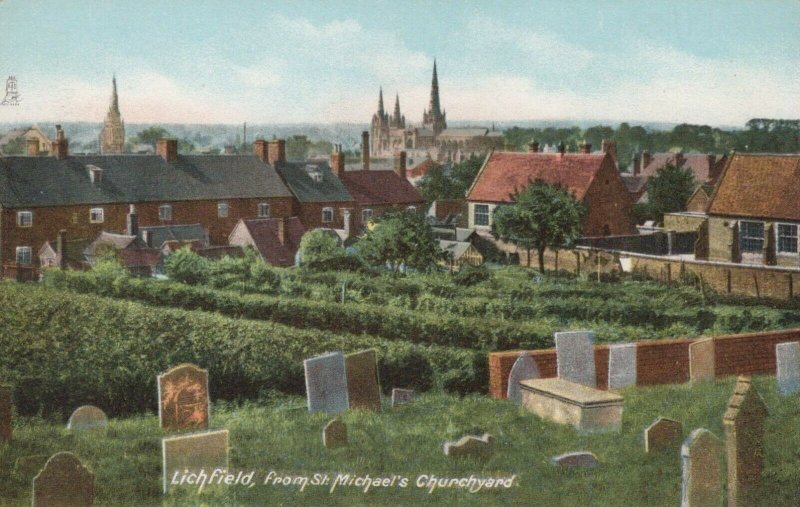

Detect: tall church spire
[393,93,401,120]
[377,87,385,118]
[100,75,125,154]
[110,75,120,113]
[429,59,441,118]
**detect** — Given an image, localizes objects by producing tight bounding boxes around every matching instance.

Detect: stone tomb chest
[519,378,624,433]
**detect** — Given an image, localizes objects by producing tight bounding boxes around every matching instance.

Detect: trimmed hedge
[0,282,485,419]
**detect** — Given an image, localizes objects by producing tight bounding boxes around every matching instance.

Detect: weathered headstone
[391,388,414,407]
[550,451,600,468]
[67,406,108,433]
[723,376,768,507]
[0,384,11,444]
[681,428,723,507]
[555,331,596,388]
[608,343,637,389]
[162,429,229,494]
[345,349,381,412]
[506,353,539,403]
[157,363,210,432]
[776,341,800,395]
[323,419,348,449]
[32,452,95,507]
[443,433,494,459]
[304,352,349,414]
[644,417,682,453]
[689,338,715,382]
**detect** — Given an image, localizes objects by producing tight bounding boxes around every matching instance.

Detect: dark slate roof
[139,224,207,249]
[0,154,292,208]
[275,161,353,203]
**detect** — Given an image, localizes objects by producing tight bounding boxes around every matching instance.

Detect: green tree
[450,156,485,193]
[646,163,696,223]
[164,247,210,285]
[491,180,585,273]
[357,211,441,273]
[298,229,342,266]
[131,126,170,147]
[416,162,457,202]
[2,136,26,155]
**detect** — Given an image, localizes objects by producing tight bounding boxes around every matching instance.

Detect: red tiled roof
[406,159,437,179]
[707,154,800,221]
[339,170,424,206]
[241,217,306,267]
[467,152,607,203]
[641,153,722,183]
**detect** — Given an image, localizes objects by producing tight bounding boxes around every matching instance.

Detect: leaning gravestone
[550,451,600,468]
[776,341,800,395]
[723,376,768,507]
[323,419,348,449]
[555,331,596,388]
[689,338,715,383]
[681,428,723,507]
[443,433,494,460]
[391,388,414,407]
[345,349,381,412]
[608,343,637,389]
[506,353,539,403]
[0,384,11,443]
[162,429,229,494]
[158,363,210,432]
[32,452,95,507]
[644,417,682,453]
[67,406,108,433]
[304,352,349,414]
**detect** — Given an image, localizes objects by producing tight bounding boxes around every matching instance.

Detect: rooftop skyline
[0,0,798,126]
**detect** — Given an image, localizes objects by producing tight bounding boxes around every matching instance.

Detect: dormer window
[86,164,103,184]
[305,165,323,183]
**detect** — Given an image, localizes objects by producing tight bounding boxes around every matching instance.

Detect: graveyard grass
[2,376,798,506]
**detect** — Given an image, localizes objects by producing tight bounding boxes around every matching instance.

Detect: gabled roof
[438,240,476,259]
[339,169,424,206]
[139,224,207,249]
[640,153,723,183]
[275,161,353,203]
[467,151,608,203]
[232,217,306,267]
[620,174,648,194]
[707,153,800,221]
[0,154,292,208]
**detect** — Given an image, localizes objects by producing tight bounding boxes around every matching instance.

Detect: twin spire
[375,60,442,132]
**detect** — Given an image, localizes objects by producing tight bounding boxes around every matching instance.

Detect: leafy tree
[298,229,342,266]
[177,138,195,154]
[131,126,170,147]
[2,136,26,155]
[491,180,585,273]
[357,211,441,273]
[164,247,210,285]
[450,156,485,192]
[417,156,485,203]
[645,163,696,223]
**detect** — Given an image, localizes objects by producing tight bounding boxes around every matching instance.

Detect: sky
[0,0,798,127]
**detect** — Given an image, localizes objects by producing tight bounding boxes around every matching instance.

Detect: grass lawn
[1,376,798,506]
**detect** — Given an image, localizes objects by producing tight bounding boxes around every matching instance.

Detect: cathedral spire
[393,93,401,120]
[377,87,385,117]
[429,59,441,118]
[110,75,120,114]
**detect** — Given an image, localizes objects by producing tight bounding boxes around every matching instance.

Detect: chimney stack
[632,152,641,176]
[361,131,370,170]
[601,139,617,164]
[51,125,69,160]
[330,143,345,177]
[126,204,139,237]
[267,138,286,166]
[26,138,40,157]
[527,140,539,153]
[57,229,66,269]
[157,138,178,162]
[393,150,407,179]
[253,139,268,163]
[579,141,592,154]
[642,150,652,171]
[277,217,285,245]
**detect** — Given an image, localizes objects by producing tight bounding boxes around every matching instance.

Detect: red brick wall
[714,328,800,376]
[582,157,636,236]
[295,201,354,230]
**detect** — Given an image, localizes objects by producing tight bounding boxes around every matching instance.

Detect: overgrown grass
[1,376,797,506]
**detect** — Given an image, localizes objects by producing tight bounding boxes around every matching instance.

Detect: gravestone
[443,433,494,460]
[162,429,229,494]
[32,452,95,507]
[67,406,108,433]
[644,417,682,453]
[0,384,11,443]
[157,363,209,432]
[345,349,381,412]
[550,451,600,468]
[723,376,768,507]
[681,428,723,507]
[555,331,596,388]
[776,341,800,395]
[323,419,347,449]
[304,352,349,414]
[506,353,539,403]
[689,338,715,382]
[607,343,637,390]
[391,388,414,407]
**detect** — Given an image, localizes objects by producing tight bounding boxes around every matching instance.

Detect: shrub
[164,247,210,285]
[452,264,492,287]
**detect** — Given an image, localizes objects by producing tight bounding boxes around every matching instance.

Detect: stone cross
[555,330,596,388]
[32,452,95,506]
[607,343,637,389]
[506,353,539,403]
[162,429,229,494]
[304,352,349,414]
[689,338,715,382]
[345,349,382,412]
[323,419,348,449]
[157,363,210,432]
[67,406,108,433]
[0,384,11,444]
[723,376,768,507]
[681,428,723,507]
[644,417,682,453]
[391,388,414,407]
[776,341,800,395]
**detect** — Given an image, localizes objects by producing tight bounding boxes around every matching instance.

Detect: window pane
[474,204,489,226]
[778,224,798,253]
[739,221,764,253]
[218,202,229,218]
[258,203,270,218]
[322,208,333,222]
[16,247,31,265]
[159,205,172,221]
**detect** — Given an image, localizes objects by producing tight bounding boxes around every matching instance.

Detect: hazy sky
[0,0,798,126]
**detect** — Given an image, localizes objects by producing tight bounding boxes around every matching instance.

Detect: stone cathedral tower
[100,76,125,154]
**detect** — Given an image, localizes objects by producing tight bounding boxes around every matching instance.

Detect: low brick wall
[489,328,800,399]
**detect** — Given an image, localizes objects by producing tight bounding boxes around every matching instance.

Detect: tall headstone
[323,419,348,449]
[608,343,637,389]
[0,384,11,444]
[776,341,800,395]
[304,352,349,414]
[506,353,540,403]
[681,428,723,507]
[555,331,596,388]
[689,338,715,382]
[391,388,414,407]
[162,429,229,494]
[67,406,108,433]
[723,376,768,507]
[157,363,210,432]
[32,452,95,507]
[644,417,682,453]
[345,349,381,412]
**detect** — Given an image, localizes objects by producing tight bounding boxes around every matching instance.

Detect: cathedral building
[99,76,125,154]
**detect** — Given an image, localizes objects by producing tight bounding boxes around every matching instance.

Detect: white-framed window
[777,223,799,254]
[15,246,32,265]
[90,207,105,224]
[474,204,490,226]
[17,211,33,227]
[322,207,334,223]
[258,203,270,218]
[218,201,229,218]
[159,204,173,221]
[739,221,764,253]
[361,208,373,224]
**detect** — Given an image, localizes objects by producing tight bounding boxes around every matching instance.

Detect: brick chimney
[126,204,139,236]
[393,150,407,178]
[642,150,652,171]
[361,131,370,170]
[579,141,592,154]
[157,138,178,162]
[57,229,66,269]
[330,143,345,177]
[601,139,617,164]
[277,217,285,245]
[632,153,641,175]
[26,138,40,157]
[527,140,539,153]
[267,138,286,166]
[51,125,69,160]
[253,139,268,163]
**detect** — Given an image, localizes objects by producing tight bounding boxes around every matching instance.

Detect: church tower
[100,76,125,154]
[370,87,391,156]
[422,60,447,136]
[390,93,405,129]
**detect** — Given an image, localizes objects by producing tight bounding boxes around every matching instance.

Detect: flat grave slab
[520,378,623,433]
